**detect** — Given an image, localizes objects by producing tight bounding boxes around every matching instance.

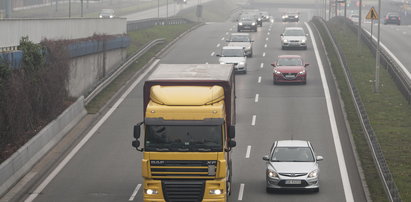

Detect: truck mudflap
[143,178,227,202]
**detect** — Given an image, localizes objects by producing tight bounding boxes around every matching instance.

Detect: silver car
[280,27,308,50]
[226,33,253,57]
[262,140,323,192]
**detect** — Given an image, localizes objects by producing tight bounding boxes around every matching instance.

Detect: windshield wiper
[177,148,189,151]
[197,148,212,151]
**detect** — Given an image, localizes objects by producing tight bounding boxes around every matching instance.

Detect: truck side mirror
[228,126,235,138]
[133,122,143,139]
[228,139,236,148]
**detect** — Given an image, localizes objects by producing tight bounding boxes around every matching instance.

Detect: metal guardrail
[312,16,402,202]
[84,38,165,105]
[127,17,194,32]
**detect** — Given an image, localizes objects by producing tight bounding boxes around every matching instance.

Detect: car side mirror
[306,34,309,37]
[280,33,284,37]
[250,40,254,42]
[216,54,221,57]
[316,156,324,161]
[226,40,230,42]
[304,63,309,67]
[271,63,276,67]
[262,155,269,161]
[228,126,235,138]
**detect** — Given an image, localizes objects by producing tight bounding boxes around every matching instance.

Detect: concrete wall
[68,47,127,97]
[0,18,127,47]
[0,96,87,197]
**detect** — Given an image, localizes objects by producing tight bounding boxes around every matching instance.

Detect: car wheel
[266,187,274,193]
[281,46,285,50]
[273,80,277,85]
[304,46,307,50]
[237,29,241,32]
[312,188,319,193]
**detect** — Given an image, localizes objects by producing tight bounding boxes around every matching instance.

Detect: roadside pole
[375,0,381,93]
[357,0,362,52]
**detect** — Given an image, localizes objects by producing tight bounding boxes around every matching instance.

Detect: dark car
[237,16,257,32]
[282,12,300,22]
[383,12,400,25]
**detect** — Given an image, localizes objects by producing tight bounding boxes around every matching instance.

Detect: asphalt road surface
[7,3,369,202]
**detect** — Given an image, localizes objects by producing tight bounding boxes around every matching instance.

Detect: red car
[271,55,309,84]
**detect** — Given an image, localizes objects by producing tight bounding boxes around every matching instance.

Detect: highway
[6,3,369,202]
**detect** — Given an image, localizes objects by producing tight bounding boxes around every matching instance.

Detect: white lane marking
[263,52,266,57]
[24,59,161,202]
[238,183,245,200]
[211,52,215,56]
[229,28,233,31]
[267,32,270,35]
[226,32,229,35]
[206,62,209,64]
[264,44,267,48]
[2,172,37,201]
[363,29,411,79]
[246,146,252,158]
[255,94,259,102]
[269,28,271,32]
[129,184,142,201]
[221,37,225,41]
[265,37,269,41]
[216,43,220,48]
[260,63,264,68]
[305,22,354,202]
[251,115,256,126]
[258,76,262,83]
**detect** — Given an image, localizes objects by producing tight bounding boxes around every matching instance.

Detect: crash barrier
[312,16,402,202]
[0,96,87,198]
[127,17,193,32]
[84,38,165,105]
[68,35,130,58]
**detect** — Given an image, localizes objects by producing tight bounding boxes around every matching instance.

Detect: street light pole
[375,0,381,92]
[358,0,362,51]
[158,0,160,19]
[69,0,71,18]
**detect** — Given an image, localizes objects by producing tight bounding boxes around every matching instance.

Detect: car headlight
[220,62,226,64]
[238,22,243,26]
[308,170,318,178]
[298,69,306,75]
[239,62,245,66]
[295,15,299,18]
[283,39,288,43]
[145,189,158,195]
[282,15,287,18]
[209,189,223,195]
[258,18,261,21]
[267,169,279,178]
[99,15,103,18]
[110,15,114,18]
[252,22,256,26]
[302,39,306,43]
[273,69,281,74]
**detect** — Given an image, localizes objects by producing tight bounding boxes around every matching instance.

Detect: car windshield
[101,9,114,15]
[230,35,250,42]
[277,58,303,66]
[145,125,223,152]
[271,147,314,162]
[221,49,244,57]
[284,29,305,36]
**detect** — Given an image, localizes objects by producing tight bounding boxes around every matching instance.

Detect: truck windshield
[145,125,223,152]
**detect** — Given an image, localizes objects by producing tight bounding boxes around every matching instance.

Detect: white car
[217,46,247,74]
[280,27,308,50]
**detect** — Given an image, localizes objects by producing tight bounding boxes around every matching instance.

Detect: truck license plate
[285,180,301,184]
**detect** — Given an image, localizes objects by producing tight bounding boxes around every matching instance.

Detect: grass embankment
[313,19,411,201]
[176,0,239,22]
[86,23,196,113]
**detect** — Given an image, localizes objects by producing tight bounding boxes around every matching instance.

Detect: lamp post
[375,0,381,93]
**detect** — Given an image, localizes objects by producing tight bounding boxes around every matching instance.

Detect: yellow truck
[132,64,237,202]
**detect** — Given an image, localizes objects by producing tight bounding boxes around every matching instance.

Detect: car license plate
[285,180,301,184]
[285,74,295,78]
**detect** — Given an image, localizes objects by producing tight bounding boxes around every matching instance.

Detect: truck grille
[150,160,217,177]
[162,180,205,202]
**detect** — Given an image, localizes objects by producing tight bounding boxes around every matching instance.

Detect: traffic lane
[32,81,147,202]
[365,23,411,75]
[161,22,233,64]
[229,19,360,201]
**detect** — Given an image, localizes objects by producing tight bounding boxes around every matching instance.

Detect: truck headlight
[238,22,243,26]
[220,62,226,64]
[209,189,223,195]
[308,170,318,178]
[267,169,279,178]
[145,189,158,195]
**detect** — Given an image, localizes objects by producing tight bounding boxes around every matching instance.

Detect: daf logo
[207,161,217,165]
[151,160,164,165]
